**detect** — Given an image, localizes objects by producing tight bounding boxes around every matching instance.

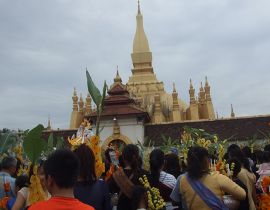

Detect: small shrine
[86,71,150,149]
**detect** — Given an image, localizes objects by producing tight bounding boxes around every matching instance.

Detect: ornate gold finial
[173,82,176,92]
[200,82,204,91]
[47,115,52,130]
[231,104,235,118]
[72,87,79,111]
[205,76,209,87]
[114,67,122,83]
[138,0,141,14]
[85,93,92,115]
[189,79,193,89]
[79,93,84,112]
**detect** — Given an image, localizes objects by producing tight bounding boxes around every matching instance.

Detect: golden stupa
[69,2,215,129]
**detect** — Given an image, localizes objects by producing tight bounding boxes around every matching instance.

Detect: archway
[102,134,132,151]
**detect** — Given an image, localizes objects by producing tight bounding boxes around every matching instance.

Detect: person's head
[44,149,79,195]
[253,149,264,164]
[149,149,164,185]
[1,156,17,176]
[264,144,270,153]
[228,158,241,179]
[187,146,209,179]
[227,144,251,172]
[242,146,252,159]
[164,153,180,178]
[262,151,270,163]
[15,175,29,193]
[73,144,97,184]
[122,144,140,173]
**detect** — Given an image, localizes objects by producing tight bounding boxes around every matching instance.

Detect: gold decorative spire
[133,1,150,53]
[189,79,196,104]
[173,82,176,92]
[79,93,84,112]
[205,76,209,87]
[231,104,235,118]
[204,76,211,101]
[72,87,78,111]
[85,93,92,115]
[138,0,141,14]
[114,66,122,83]
[189,79,194,89]
[47,116,52,130]
[199,82,206,103]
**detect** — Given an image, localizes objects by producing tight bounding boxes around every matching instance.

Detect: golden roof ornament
[114,67,122,83]
[231,104,235,118]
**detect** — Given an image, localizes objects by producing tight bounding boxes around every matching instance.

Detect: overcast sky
[0,0,269,130]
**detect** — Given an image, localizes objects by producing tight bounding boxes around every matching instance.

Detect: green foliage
[160,135,179,154]
[0,132,19,154]
[23,124,47,164]
[86,70,102,106]
[86,70,107,136]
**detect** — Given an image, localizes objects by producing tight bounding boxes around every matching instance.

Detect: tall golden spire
[72,87,78,111]
[173,82,176,93]
[189,79,196,104]
[199,82,205,103]
[85,93,92,115]
[204,76,211,101]
[79,93,84,112]
[231,104,235,118]
[133,0,150,53]
[47,115,52,130]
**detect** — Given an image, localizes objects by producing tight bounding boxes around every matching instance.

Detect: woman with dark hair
[164,153,181,178]
[228,144,257,210]
[107,144,147,210]
[179,146,246,210]
[228,158,249,210]
[149,149,176,202]
[256,151,270,192]
[73,144,111,210]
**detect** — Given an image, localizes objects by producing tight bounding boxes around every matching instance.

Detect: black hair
[227,144,251,172]
[187,146,209,179]
[131,185,146,210]
[164,153,181,178]
[122,144,140,175]
[228,158,241,178]
[253,149,264,164]
[262,151,270,163]
[15,175,30,189]
[149,149,164,186]
[104,148,114,163]
[264,144,270,152]
[73,144,97,185]
[242,146,252,159]
[1,156,17,170]
[44,149,79,188]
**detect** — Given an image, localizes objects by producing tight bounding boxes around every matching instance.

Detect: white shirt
[159,171,177,189]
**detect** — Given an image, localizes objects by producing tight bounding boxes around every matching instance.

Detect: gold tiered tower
[69,2,216,128]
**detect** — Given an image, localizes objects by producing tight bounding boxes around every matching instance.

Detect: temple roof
[88,71,150,122]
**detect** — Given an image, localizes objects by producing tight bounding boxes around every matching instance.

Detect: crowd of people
[1,142,270,210]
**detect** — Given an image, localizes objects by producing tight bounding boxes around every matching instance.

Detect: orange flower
[259,194,270,210]
[262,176,270,194]
[3,182,10,193]
[105,164,114,181]
[0,196,9,209]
